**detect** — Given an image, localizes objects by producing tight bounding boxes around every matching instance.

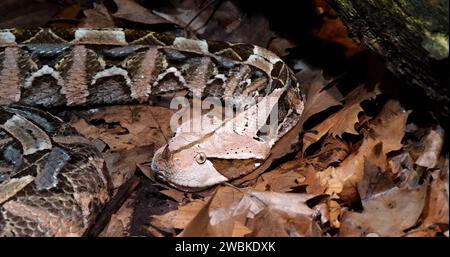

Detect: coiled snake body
[0,28,304,236]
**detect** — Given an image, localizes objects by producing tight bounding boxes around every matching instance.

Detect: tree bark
[332,0,449,119]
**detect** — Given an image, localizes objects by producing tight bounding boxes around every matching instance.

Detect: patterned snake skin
[0,28,305,236]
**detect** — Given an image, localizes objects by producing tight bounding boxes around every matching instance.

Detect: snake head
[151,128,272,191]
[151,86,302,191]
[152,74,302,191]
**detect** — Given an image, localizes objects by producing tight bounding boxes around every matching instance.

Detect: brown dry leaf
[105,145,155,188]
[80,3,115,28]
[303,84,381,150]
[388,152,414,174]
[312,167,344,199]
[300,136,350,169]
[71,105,173,188]
[403,229,439,237]
[256,136,348,193]
[252,137,349,201]
[268,36,298,57]
[231,221,253,237]
[340,148,429,236]
[339,182,427,236]
[296,163,325,192]
[299,70,342,125]
[357,99,409,167]
[312,199,341,229]
[357,160,395,201]
[308,100,410,201]
[112,0,171,25]
[180,185,325,237]
[136,162,156,181]
[151,200,207,231]
[180,186,249,237]
[327,200,341,228]
[245,207,322,237]
[99,198,135,237]
[255,167,306,193]
[415,126,445,169]
[285,136,349,197]
[371,102,411,149]
[71,105,173,151]
[416,166,449,234]
[159,188,187,203]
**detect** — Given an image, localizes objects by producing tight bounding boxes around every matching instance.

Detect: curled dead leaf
[339,183,427,236]
[307,100,410,203]
[303,84,381,150]
[179,185,326,237]
[415,126,445,169]
[412,165,449,235]
[299,70,342,125]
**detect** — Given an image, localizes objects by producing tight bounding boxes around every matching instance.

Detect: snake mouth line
[154,173,215,192]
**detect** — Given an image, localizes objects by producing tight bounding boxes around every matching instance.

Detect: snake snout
[151,145,169,175]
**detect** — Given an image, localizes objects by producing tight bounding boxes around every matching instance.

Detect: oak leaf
[308,100,410,201]
[299,70,342,124]
[303,84,381,150]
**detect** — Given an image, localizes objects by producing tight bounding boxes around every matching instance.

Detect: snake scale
[0,28,305,236]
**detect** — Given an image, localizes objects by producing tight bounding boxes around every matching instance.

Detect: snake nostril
[194,152,206,164]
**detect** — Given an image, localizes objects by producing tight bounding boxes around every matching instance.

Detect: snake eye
[194,152,207,164]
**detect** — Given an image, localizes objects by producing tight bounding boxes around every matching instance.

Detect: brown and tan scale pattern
[0,28,305,236]
[0,106,109,236]
[0,28,303,107]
